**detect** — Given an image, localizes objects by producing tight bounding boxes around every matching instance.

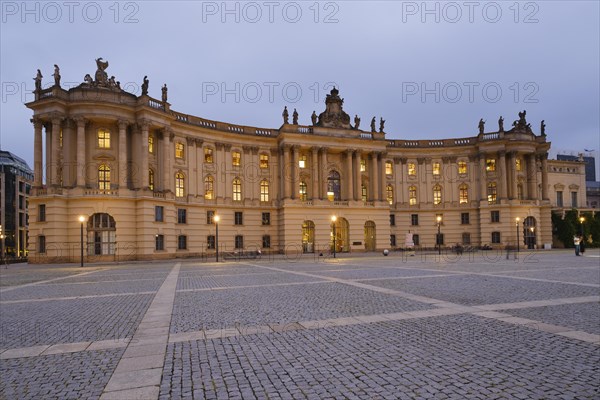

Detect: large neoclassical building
[25,60,586,263]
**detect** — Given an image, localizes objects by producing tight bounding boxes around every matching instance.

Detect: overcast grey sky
[1,1,599,176]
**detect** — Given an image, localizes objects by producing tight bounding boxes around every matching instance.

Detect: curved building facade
[26,61,557,263]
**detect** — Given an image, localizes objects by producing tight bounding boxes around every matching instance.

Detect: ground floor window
[207,235,215,249]
[235,235,244,249]
[178,235,187,250]
[87,213,116,256]
[262,235,271,249]
[155,234,164,251]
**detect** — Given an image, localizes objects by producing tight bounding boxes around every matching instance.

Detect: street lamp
[436,215,442,255]
[515,217,520,254]
[78,216,86,267]
[579,216,585,236]
[214,215,220,262]
[331,215,337,258]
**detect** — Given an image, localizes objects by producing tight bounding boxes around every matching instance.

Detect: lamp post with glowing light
[436,215,442,255]
[214,215,220,262]
[78,216,86,267]
[579,216,585,236]
[331,215,337,258]
[515,217,520,254]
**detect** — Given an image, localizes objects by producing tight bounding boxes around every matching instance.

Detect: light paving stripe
[100,263,180,400]
[176,280,328,292]
[1,291,157,304]
[0,269,107,293]
[473,296,600,311]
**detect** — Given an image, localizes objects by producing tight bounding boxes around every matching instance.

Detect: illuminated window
[98,129,110,148]
[458,161,467,175]
[59,130,63,147]
[148,135,154,154]
[433,184,442,205]
[299,181,307,200]
[175,142,185,159]
[361,185,367,202]
[516,158,522,171]
[232,178,242,201]
[459,184,469,204]
[204,175,214,199]
[232,151,241,166]
[385,161,393,176]
[149,169,154,191]
[408,162,416,176]
[204,147,213,163]
[98,164,111,190]
[487,182,497,204]
[299,155,307,169]
[486,158,496,172]
[386,184,394,205]
[409,185,417,205]
[433,162,441,176]
[260,154,269,168]
[360,159,366,172]
[175,172,185,197]
[260,179,269,202]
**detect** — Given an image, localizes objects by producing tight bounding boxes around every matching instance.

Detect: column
[498,151,507,199]
[282,145,291,199]
[242,146,251,201]
[291,145,299,200]
[369,152,378,201]
[118,120,128,189]
[187,138,197,196]
[223,144,232,200]
[62,119,75,187]
[271,148,280,201]
[379,153,387,202]
[479,154,487,201]
[75,118,86,187]
[509,151,517,199]
[320,147,328,199]
[45,123,52,185]
[215,142,223,199]
[541,153,549,200]
[311,147,319,200]
[32,118,43,187]
[51,116,62,186]
[532,154,539,200]
[251,147,259,201]
[423,158,431,204]
[196,140,205,198]
[353,151,361,201]
[345,149,353,201]
[527,154,535,200]
[161,128,170,192]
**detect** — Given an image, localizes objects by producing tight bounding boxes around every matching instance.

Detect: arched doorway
[523,216,536,249]
[302,220,315,253]
[87,213,116,255]
[331,217,350,252]
[364,221,376,251]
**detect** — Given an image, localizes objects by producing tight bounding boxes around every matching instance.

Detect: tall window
[175,142,185,159]
[207,235,215,249]
[459,184,469,204]
[260,179,269,202]
[232,151,241,166]
[390,214,396,226]
[486,158,496,172]
[327,171,341,201]
[206,210,215,224]
[411,214,419,226]
[556,191,563,207]
[462,232,471,245]
[299,155,307,169]
[149,169,155,191]
[204,175,214,199]
[491,210,500,223]
[461,212,470,225]
[385,161,393,176]
[234,235,244,249]
[204,147,213,163]
[38,235,46,253]
[177,235,187,250]
[148,134,154,154]
[386,184,394,205]
[262,235,271,249]
[433,185,442,205]
[516,158,522,171]
[97,129,110,148]
[360,159,366,172]
[409,185,417,205]
[38,204,46,222]
[98,164,110,190]
[234,211,243,225]
[262,212,271,225]
[458,161,467,175]
[487,182,497,204]
[177,209,187,224]
[175,172,185,197]
[260,154,269,168]
[492,232,501,244]
[155,234,164,251]
[408,162,416,176]
[432,162,441,176]
[299,181,308,201]
[361,184,367,202]
[571,192,578,208]
[232,178,242,201]
[517,183,524,200]
[155,206,164,222]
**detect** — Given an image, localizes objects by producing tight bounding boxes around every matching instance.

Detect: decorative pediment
[569,184,579,190]
[554,183,565,190]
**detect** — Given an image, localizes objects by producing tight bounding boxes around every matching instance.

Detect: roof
[0,150,33,173]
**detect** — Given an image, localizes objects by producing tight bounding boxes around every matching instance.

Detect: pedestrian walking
[574,235,581,256]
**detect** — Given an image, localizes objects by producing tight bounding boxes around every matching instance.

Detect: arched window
[433,185,442,205]
[299,181,308,201]
[98,164,110,190]
[260,179,269,202]
[232,177,242,201]
[459,184,469,204]
[327,171,341,201]
[149,169,155,191]
[97,129,110,148]
[175,172,185,197]
[409,185,417,205]
[87,213,116,255]
[204,175,214,199]
[386,184,394,205]
[487,182,497,204]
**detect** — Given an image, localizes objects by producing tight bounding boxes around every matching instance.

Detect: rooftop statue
[162,84,168,102]
[354,115,360,130]
[34,69,42,92]
[53,64,61,87]
[292,108,298,125]
[498,116,504,132]
[95,58,109,85]
[540,120,546,136]
[141,76,149,96]
[379,117,385,133]
[478,118,485,134]
[316,87,351,129]
[282,106,289,124]
[370,117,376,133]
[311,111,317,126]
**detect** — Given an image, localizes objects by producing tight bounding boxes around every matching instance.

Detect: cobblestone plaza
[1,251,598,399]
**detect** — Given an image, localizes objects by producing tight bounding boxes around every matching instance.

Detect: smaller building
[547,158,587,210]
[0,150,33,258]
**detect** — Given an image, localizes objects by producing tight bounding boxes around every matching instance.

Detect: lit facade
[25,61,578,263]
